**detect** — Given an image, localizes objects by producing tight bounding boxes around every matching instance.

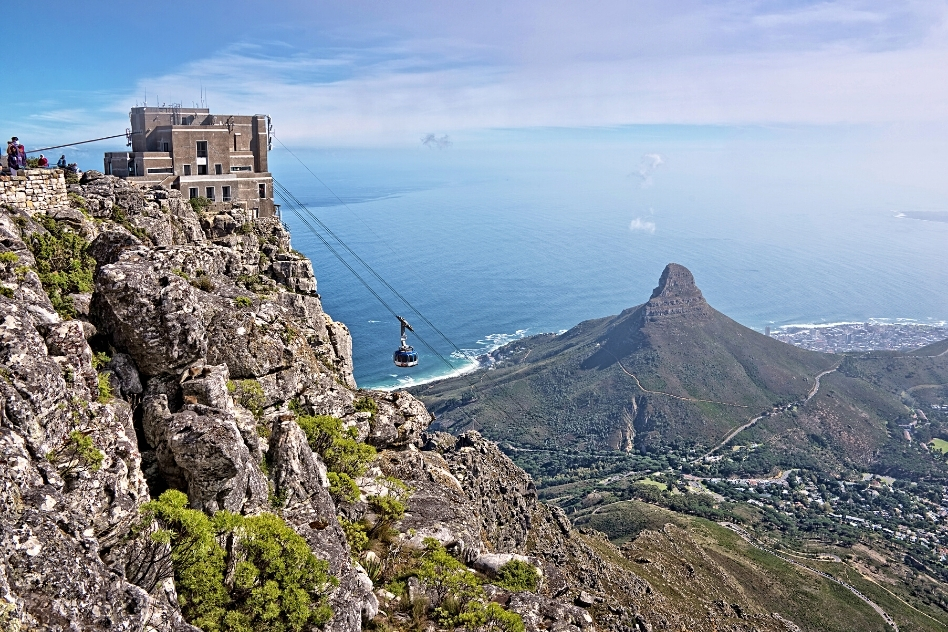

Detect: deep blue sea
[262,126,948,390]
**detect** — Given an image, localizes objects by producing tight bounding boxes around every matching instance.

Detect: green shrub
[46,430,104,476]
[234,296,253,308]
[353,396,378,418]
[67,192,87,209]
[0,251,19,264]
[137,490,336,632]
[368,494,406,525]
[457,601,524,632]
[111,207,151,243]
[415,539,482,607]
[229,379,266,419]
[189,196,213,213]
[97,372,113,403]
[91,351,111,369]
[26,216,95,318]
[296,414,376,480]
[339,517,369,554]
[493,560,539,592]
[0,287,13,299]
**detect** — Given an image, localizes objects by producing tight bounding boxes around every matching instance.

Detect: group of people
[6,136,67,176]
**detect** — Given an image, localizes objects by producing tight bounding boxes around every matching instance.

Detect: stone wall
[0,168,68,212]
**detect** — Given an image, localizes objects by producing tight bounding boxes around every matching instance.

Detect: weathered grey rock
[92,255,210,376]
[269,418,379,630]
[141,394,268,513]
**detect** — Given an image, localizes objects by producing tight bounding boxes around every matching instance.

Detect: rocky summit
[643,263,711,322]
[0,171,809,632]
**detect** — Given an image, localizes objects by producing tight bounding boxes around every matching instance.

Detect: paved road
[719,522,898,631]
[698,364,839,461]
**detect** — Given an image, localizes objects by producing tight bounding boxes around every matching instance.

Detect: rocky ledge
[0,174,800,632]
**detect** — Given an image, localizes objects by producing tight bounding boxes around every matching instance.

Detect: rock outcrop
[643,263,711,322]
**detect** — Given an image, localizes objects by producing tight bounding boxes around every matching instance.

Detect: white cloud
[636,153,664,188]
[111,2,948,145]
[629,218,656,234]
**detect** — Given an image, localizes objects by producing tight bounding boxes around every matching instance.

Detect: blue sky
[8,1,948,148]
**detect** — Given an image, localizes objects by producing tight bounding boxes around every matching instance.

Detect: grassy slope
[577,501,948,632]
[415,303,834,451]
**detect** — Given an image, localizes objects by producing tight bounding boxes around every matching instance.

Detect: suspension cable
[272,182,461,378]
[272,136,474,364]
[25,133,129,154]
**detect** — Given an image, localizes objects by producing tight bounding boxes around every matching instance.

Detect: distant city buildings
[104,107,277,217]
[769,322,948,353]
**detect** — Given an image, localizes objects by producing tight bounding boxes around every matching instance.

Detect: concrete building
[104,107,277,217]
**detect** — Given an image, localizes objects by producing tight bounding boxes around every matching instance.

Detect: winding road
[719,522,899,631]
[698,364,840,460]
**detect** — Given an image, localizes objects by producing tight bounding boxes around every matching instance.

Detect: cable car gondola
[393,316,418,367]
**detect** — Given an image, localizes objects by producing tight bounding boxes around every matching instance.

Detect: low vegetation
[26,215,95,318]
[296,413,376,503]
[133,490,336,632]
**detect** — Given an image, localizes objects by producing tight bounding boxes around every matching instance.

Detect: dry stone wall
[0,168,68,212]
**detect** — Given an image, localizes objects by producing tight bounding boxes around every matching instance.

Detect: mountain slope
[415,264,835,452]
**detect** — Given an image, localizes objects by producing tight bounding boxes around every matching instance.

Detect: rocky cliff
[0,172,802,632]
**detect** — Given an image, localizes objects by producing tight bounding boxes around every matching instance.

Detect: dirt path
[719,522,899,631]
[610,354,750,408]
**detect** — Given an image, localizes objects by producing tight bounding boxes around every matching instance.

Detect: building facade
[104,107,277,217]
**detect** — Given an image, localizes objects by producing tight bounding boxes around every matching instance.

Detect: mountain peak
[644,263,711,321]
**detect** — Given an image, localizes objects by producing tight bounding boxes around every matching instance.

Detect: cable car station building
[104,107,277,217]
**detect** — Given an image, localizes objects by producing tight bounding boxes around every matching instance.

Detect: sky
[8,1,948,148]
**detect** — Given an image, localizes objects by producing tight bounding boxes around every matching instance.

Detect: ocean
[268,125,948,390]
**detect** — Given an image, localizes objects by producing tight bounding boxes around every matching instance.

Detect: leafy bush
[327,471,360,504]
[339,518,369,554]
[228,379,266,420]
[234,296,253,308]
[189,196,213,213]
[91,351,111,369]
[97,372,113,403]
[415,539,482,607]
[136,490,336,632]
[46,430,104,476]
[0,251,18,264]
[26,216,95,318]
[67,192,87,209]
[296,414,376,480]
[457,601,525,632]
[493,560,539,592]
[353,396,378,418]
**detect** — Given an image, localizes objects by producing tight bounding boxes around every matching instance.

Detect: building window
[206,187,215,201]
[258,183,266,199]
[146,167,174,174]
[183,164,191,176]
[162,141,169,152]
[215,164,222,175]
[222,186,231,202]
[230,165,252,172]
[198,164,208,175]
[105,160,112,175]
[233,136,238,151]
[189,187,198,199]
[196,141,208,158]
